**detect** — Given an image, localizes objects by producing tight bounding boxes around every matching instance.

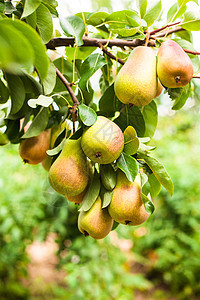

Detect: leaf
[148,173,161,199]
[111,221,120,231]
[78,104,97,126]
[22,0,42,18]
[0,19,49,82]
[140,173,148,188]
[100,164,117,191]
[22,107,49,138]
[111,27,140,37]
[47,139,65,156]
[36,3,53,43]
[101,187,114,208]
[6,74,25,115]
[65,46,96,61]
[99,83,122,117]
[28,95,53,109]
[60,15,85,46]
[43,60,57,95]
[143,0,162,26]
[79,53,107,91]
[137,0,147,18]
[105,10,140,30]
[124,126,139,155]
[79,171,101,212]
[117,152,139,182]
[181,10,200,31]
[178,0,198,6]
[0,79,9,104]
[167,3,187,22]
[0,22,34,73]
[167,84,191,110]
[114,105,145,137]
[138,154,174,196]
[86,11,109,26]
[142,100,158,138]
[141,193,155,214]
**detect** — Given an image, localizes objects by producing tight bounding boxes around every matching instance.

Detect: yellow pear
[19,129,51,165]
[108,171,150,226]
[49,138,89,196]
[157,40,193,88]
[81,116,124,164]
[114,46,157,106]
[78,196,113,239]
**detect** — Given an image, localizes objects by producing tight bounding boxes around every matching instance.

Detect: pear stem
[55,67,79,133]
[144,31,150,47]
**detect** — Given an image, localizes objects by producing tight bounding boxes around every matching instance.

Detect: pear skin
[78,196,113,239]
[49,138,89,196]
[155,79,163,98]
[114,46,157,106]
[157,40,193,88]
[81,116,124,164]
[108,171,150,226]
[19,129,51,165]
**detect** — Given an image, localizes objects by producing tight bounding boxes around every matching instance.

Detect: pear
[65,162,93,204]
[155,79,163,98]
[157,40,193,88]
[114,46,157,106]
[108,171,150,226]
[49,138,89,196]
[78,196,113,239]
[19,129,51,165]
[81,116,124,164]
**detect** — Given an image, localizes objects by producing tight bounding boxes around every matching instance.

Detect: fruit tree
[0,0,200,239]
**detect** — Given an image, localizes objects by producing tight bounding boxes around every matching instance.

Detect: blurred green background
[1,0,200,299]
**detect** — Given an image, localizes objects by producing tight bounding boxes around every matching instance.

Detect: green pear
[157,40,193,88]
[78,196,113,239]
[49,138,89,196]
[81,116,124,164]
[19,129,51,165]
[108,171,150,226]
[114,46,157,106]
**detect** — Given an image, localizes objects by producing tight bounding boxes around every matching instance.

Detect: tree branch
[149,21,181,35]
[183,48,200,55]
[98,42,125,65]
[55,66,79,133]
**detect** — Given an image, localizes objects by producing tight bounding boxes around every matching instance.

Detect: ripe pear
[155,79,163,98]
[108,171,150,226]
[49,138,89,196]
[65,162,93,204]
[19,129,51,165]
[157,40,193,88]
[114,46,157,106]
[81,116,124,164]
[78,196,113,239]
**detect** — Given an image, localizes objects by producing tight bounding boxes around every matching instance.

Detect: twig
[55,66,79,133]
[192,76,200,79]
[98,42,125,65]
[154,26,185,37]
[149,21,181,35]
[183,48,200,55]
[144,31,150,47]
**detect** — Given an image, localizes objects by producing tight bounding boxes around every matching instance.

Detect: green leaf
[78,104,97,126]
[28,95,53,109]
[105,10,140,30]
[167,3,187,22]
[0,22,34,73]
[79,53,107,91]
[6,74,25,115]
[144,0,162,26]
[99,83,122,117]
[142,100,158,138]
[137,0,147,18]
[178,0,198,6]
[117,152,139,182]
[0,19,49,82]
[47,139,65,156]
[22,0,42,18]
[181,10,200,31]
[167,84,191,110]
[36,3,53,43]
[22,107,49,138]
[124,126,139,155]
[65,46,95,61]
[148,173,161,199]
[26,11,37,29]
[138,154,173,196]
[114,105,145,137]
[100,164,117,191]
[111,221,120,231]
[111,27,140,37]
[60,15,85,46]
[0,79,9,104]
[43,60,56,95]
[101,187,114,208]
[141,193,155,214]
[79,171,101,212]
[86,12,109,26]
[0,131,8,146]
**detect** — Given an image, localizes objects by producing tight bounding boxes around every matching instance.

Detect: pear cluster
[19,115,150,240]
[114,40,193,107]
